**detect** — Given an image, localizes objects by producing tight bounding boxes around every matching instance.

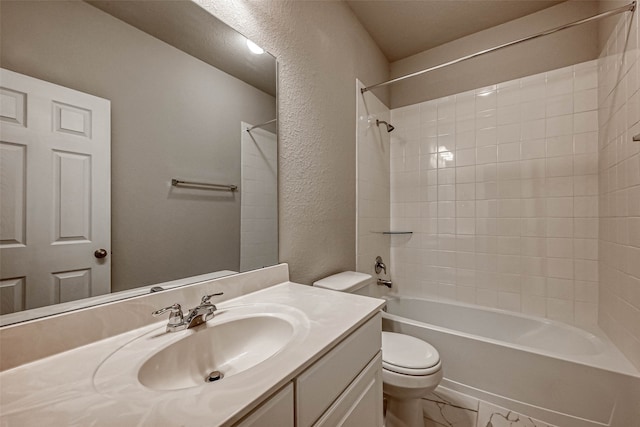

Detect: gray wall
[199,0,390,284]
[388,1,600,108]
[1,1,276,292]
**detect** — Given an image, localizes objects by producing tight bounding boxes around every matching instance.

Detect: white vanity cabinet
[233,313,383,427]
[234,383,294,427]
[0,276,387,427]
[297,313,383,427]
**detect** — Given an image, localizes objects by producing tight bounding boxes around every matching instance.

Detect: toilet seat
[382,332,441,376]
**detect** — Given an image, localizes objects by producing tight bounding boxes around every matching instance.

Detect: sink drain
[205,370,224,383]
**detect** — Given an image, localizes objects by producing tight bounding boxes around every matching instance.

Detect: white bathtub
[381,295,640,427]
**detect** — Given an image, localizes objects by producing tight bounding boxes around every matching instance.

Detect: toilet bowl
[313,271,443,427]
[381,331,443,427]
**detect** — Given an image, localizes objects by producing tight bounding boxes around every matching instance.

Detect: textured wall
[389,1,600,108]
[597,5,640,370]
[197,0,389,284]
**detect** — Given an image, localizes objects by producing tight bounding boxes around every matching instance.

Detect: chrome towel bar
[634,134,640,142]
[171,179,237,192]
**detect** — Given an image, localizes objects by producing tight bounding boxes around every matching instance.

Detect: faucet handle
[152,303,184,323]
[375,256,387,275]
[201,292,223,304]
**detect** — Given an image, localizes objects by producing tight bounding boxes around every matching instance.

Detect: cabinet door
[314,352,383,427]
[233,382,294,427]
[296,314,381,427]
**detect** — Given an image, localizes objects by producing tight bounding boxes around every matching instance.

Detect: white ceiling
[346,0,566,62]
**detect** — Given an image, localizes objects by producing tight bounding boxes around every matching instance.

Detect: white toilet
[313,271,443,427]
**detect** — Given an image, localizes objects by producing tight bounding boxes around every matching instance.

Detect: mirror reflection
[0,0,278,325]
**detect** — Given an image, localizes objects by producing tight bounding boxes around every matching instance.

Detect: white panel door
[0,68,110,313]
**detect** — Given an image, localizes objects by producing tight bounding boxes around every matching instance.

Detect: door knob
[94,249,108,259]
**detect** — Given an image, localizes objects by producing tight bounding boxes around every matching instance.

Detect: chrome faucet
[185,292,223,329]
[152,292,224,332]
[152,303,186,332]
[374,256,387,275]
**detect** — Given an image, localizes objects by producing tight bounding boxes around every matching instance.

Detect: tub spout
[377,278,392,288]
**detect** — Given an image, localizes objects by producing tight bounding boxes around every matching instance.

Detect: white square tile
[456,218,476,235]
[547,258,574,279]
[521,119,546,141]
[546,135,574,157]
[498,142,520,162]
[522,294,547,317]
[521,99,546,121]
[521,140,546,160]
[456,183,476,200]
[574,111,598,133]
[547,278,574,299]
[521,218,546,237]
[456,130,475,149]
[546,93,573,117]
[546,176,574,197]
[476,127,497,147]
[477,145,497,164]
[455,148,476,167]
[456,201,475,217]
[546,115,573,137]
[574,88,598,112]
[476,164,497,181]
[456,165,476,183]
[547,197,574,217]
[547,237,573,258]
[547,297,574,323]
[498,291,521,311]
[547,156,574,177]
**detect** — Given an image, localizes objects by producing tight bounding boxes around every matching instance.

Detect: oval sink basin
[93,303,309,396]
[139,315,293,391]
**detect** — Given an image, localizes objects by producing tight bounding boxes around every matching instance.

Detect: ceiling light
[246,39,264,55]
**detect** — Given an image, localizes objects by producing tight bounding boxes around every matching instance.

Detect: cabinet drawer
[233,382,294,427]
[296,313,381,427]
[314,352,383,427]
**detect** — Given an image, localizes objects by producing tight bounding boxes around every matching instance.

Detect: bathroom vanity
[0,265,385,426]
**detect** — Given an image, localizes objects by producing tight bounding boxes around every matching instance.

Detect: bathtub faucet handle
[374,256,387,275]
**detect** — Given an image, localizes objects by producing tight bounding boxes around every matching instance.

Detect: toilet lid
[382,332,440,376]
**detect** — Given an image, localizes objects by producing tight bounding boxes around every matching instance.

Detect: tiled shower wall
[390,60,600,325]
[598,8,640,369]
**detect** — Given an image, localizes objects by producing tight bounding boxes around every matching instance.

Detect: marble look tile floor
[421,387,556,427]
[476,402,555,427]
[423,388,478,427]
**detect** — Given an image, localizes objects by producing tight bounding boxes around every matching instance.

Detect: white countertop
[0,282,385,426]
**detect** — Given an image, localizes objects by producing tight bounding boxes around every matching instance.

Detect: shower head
[376,119,395,132]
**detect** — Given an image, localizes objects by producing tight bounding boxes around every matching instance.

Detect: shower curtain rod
[246,118,276,132]
[361,1,636,94]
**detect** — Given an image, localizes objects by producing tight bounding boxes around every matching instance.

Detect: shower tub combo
[381,296,640,427]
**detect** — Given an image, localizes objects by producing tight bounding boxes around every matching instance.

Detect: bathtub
[381,295,640,427]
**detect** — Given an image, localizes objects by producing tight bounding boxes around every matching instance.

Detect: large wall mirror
[0,0,278,326]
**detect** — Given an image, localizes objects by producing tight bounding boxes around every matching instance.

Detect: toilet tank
[313,271,374,295]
